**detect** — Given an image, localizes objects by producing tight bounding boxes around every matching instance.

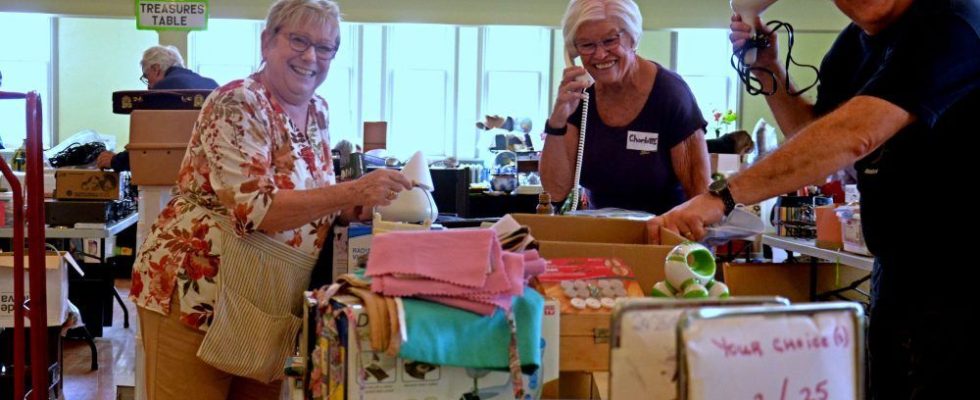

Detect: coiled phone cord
[565,92,589,213]
[731,20,819,97]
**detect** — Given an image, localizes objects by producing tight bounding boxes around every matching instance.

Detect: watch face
[709,178,727,193]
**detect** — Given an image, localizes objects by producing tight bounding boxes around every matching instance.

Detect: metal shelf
[762,234,873,271]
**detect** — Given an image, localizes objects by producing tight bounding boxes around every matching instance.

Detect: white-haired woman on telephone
[540,0,711,221]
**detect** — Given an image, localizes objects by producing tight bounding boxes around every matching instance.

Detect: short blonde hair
[261,0,342,50]
[561,0,643,58]
[141,45,185,71]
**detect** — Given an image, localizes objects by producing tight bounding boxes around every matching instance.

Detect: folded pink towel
[434,252,527,313]
[366,229,498,288]
[373,251,524,297]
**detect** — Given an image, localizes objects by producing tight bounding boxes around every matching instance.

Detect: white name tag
[626,131,658,152]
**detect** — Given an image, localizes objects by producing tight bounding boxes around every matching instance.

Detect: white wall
[57,17,157,147]
[738,30,841,142]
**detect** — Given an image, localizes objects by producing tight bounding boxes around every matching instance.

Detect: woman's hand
[729,14,780,72]
[352,168,413,207]
[547,66,591,129]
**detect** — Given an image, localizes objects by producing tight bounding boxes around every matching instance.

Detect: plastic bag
[44,129,117,160]
[702,205,765,246]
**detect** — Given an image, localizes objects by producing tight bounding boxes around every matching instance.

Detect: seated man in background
[97,45,219,171]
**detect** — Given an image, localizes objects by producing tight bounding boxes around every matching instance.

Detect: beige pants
[138,294,282,400]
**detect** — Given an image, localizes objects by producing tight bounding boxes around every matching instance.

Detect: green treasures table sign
[136,0,209,31]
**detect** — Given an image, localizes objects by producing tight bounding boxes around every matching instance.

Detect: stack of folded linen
[366,229,545,316]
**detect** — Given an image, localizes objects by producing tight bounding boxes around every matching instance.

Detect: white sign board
[609,297,788,400]
[678,303,863,400]
[137,0,209,31]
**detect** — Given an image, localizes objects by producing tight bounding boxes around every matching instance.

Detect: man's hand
[729,14,780,73]
[96,151,115,169]
[646,194,727,244]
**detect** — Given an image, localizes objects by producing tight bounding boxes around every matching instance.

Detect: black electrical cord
[731,20,820,96]
[48,141,107,167]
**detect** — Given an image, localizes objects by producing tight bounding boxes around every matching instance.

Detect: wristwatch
[544,122,567,136]
[708,177,737,216]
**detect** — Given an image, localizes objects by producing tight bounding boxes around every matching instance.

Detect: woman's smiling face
[261,20,339,106]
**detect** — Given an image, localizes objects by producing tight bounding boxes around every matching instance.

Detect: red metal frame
[1,90,49,400]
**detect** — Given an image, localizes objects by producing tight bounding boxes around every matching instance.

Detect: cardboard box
[508,214,685,372]
[723,262,870,303]
[0,169,56,198]
[0,251,82,327]
[363,121,387,152]
[126,144,186,186]
[54,169,122,200]
[332,223,373,280]
[128,110,199,143]
[326,296,559,400]
[815,205,843,250]
[127,110,198,186]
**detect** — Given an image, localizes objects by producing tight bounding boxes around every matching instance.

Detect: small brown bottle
[536,191,555,215]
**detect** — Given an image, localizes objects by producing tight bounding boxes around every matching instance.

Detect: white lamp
[377,151,438,223]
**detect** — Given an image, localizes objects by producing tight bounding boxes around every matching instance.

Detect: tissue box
[323,296,559,400]
[837,206,871,256]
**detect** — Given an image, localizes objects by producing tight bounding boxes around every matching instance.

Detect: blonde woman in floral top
[132,1,411,398]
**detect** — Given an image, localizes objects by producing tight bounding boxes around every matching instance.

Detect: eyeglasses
[284,32,338,60]
[574,31,625,55]
[139,73,149,85]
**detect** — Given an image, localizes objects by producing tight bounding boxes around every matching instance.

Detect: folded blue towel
[399,290,544,373]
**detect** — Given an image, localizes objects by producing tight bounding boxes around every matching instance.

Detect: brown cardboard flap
[128,109,198,144]
[0,251,82,275]
[512,214,647,244]
[511,213,686,246]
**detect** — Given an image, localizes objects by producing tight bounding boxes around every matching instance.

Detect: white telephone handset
[562,51,592,213]
[564,51,595,86]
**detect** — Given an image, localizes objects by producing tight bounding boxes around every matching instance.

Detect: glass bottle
[536,191,555,215]
[11,140,27,172]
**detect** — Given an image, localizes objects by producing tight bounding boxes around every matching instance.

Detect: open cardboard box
[509,214,685,375]
[723,262,870,303]
[0,251,83,327]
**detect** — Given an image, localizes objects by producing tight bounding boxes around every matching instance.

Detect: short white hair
[141,45,185,71]
[561,0,643,58]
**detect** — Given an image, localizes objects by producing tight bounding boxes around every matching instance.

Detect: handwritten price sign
[680,308,860,400]
[754,377,829,400]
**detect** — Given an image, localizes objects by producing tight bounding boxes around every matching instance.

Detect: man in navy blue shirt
[139,45,219,90]
[650,1,978,398]
[97,45,218,171]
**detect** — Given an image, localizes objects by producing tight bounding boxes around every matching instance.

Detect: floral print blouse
[131,75,337,331]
